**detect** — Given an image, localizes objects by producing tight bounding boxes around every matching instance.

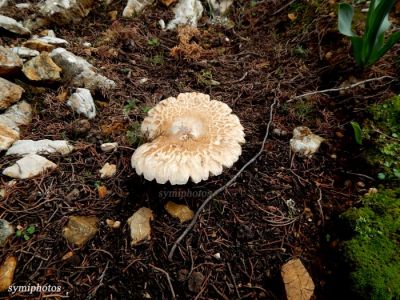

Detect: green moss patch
[363,95,400,180]
[341,188,400,300]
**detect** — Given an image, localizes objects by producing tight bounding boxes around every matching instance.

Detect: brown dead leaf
[56,90,68,102]
[281,258,315,300]
[160,0,177,6]
[288,13,297,21]
[0,256,17,292]
[109,10,118,21]
[171,26,211,60]
[164,201,194,223]
[101,121,125,135]
[127,207,154,246]
[98,185,107,198]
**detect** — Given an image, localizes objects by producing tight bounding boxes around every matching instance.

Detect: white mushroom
[131,92,245,185]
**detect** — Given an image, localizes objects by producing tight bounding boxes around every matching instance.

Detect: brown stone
[22,40,55,52]
[62,216,98,247]
[22,52,62,82]
[0,46,22,76]
[0,78,24,110]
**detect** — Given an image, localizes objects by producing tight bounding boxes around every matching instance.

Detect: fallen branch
[168,98,278,260]
[149,264,176,300]
[288,75,394,102]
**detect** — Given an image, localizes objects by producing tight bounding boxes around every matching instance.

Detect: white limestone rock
[3,154,57,179]
[99,162,117,178]
[166,0,204,30]
[67,88,96,119]
[11,47,40,59]
[50,48,116,92]
[6,140,74,156]
[0,101,32,151]
[39,0,95,25]
[0,15,31,35]
[100,142,118,152]
[123,0,155,17]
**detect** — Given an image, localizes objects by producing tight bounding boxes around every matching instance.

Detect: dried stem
[168,98,277,260]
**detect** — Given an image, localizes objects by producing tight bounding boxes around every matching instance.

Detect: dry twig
[149,264,176,300]
[168,98,277,260]
[288,75,394,102]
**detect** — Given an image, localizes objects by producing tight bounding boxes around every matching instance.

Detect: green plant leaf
[363,0,395,64]
[351,121,363,145]
[338,3,357,37]
[23,234,30,241]
[370,31,400,65]
[26,225,35,235]
[15,230,22,237]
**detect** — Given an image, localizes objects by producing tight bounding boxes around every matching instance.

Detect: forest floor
[1,0,399,299]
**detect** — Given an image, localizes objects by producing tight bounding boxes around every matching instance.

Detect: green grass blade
[351,121,363,145]
[363,0,395,63]
[369,31,400,66]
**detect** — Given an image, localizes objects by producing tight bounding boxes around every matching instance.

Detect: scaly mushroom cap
[131,92,245,185]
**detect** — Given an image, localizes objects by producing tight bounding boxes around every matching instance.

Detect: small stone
[123,0,155,17]
[0,219,14,247]
[213,252,221,260]
[71,119,91,135]
[3,154,57,179]
[160,0,177,6]
[100,142,118,152]
[71,69,116,92]
[325,51,333,60]
[356,181,365,188]
[188,271,205,293]
[22,17,50,32]
[62,216,98,247]
[273,128,288,136]
[99,162,117,178]
[106,219,121,229]
[166,0,204,30]
[0,78,24,110]
[39,0,95,25]
[67,88,96,119]
[0,256,17,292]
[35,36,69,47]
[290,126,324,156]
[61,251,74,260]
[127,207,154,246]
[0,46,23,76]
[22,40,55,52]
[6,139,74,156]
[0,15,31,35]
[50,48,116,92]
[0,101,32,128]
[139,77,148,84]
[11,47,40,59]
[330,154,337,159]
[0,101,32,150]
[365,187,378,195]
[15,3,31,9]
[83,42,92,48]
[164,201,194,223]
[22,52,62,82]
[66,188,80,201]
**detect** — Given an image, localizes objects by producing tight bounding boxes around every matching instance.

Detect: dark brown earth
[1,0,399,299]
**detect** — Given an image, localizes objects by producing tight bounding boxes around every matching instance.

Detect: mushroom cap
[131,92,245,185]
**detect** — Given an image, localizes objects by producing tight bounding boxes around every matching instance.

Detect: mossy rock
[363,95,400,181]
[341,188,400,300]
